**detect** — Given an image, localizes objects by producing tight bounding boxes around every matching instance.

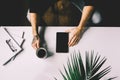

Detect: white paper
[0,27,23,65]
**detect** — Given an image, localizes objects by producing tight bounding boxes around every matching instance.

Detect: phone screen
[56,32,69,53]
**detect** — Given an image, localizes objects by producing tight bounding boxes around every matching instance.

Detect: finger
[34,45,37,50]
[68,36,76,47]
[68,36,73,46]
[71,38,78,46]
[68,37,74,46]
[33,45,37,50]
[71,38,80,46]
[32,43,37,50]
[68,32,76,44]
[71,37,79,46]
[36,41,40,49]
[32,41,38,50]
[70,34,81,47]
[68,33,75,45]
[73,36,81,46]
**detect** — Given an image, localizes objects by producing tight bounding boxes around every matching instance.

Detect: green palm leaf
[55,51,115,80]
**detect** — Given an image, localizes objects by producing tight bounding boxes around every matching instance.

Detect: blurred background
[0,0,120,26]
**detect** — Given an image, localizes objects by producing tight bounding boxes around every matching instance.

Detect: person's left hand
[65,27,82,47]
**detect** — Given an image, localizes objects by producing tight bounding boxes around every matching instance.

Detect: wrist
[33,33,38,37]
[33,35,40,40]
[77,26,84,32]
[32,30,38,36]
[32,26,38,36]
[32,35,40,44]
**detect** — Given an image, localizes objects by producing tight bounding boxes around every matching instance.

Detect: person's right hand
[32,35,40,50]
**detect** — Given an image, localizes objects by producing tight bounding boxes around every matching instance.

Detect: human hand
[65,27,82,47]
[32,35,40,50]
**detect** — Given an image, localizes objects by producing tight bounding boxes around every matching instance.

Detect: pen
[22,32,25,38]
[3,49,23,66]
[3,57,13,66]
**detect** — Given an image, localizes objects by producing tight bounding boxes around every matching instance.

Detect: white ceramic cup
[36,48,47,59]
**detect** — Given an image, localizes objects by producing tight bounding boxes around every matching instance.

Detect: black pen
[2,49,23,66]
[22,32,25,38]
[3,57,13,66]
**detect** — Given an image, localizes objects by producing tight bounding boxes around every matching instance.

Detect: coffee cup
[36,48,47,58]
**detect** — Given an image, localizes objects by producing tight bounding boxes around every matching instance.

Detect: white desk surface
[0,27,120,80]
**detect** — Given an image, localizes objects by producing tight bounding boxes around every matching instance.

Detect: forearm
[77,6,94,31]
[30,13,39,36]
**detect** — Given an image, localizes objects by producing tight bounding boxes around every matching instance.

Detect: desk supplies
[0,27,25,66]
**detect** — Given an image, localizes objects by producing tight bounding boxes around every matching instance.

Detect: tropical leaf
[107,77,117,80]
[55,51,115,80]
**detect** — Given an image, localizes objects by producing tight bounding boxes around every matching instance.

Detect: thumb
[36,40,40,49]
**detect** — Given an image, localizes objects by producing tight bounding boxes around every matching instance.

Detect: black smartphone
[56,32,69,53]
